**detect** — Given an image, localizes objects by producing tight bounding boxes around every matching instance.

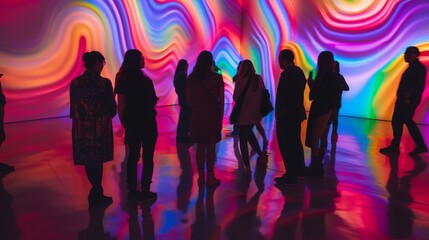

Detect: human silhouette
[225,166,266,239]
[233,60,266,177]
[380,46,427,155]
[0,73,14,175]
[274,49,307,185]
[115,49,159,201]
[70,51,116,207]
[174,59,193,144]
[187,50,224,187]
[176,143,193,219]
[305,51,342,177]
[226,61,242,137]
[386,154,427,238]
[190,185,221,239]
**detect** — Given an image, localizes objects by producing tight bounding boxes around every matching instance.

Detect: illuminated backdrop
[0,0,428,123]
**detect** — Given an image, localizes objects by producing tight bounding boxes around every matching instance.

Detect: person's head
[278,49,294,70]
[121,49,144,71]
[317,51,335,75]
[175,59,188,75]
[237,59,256,79]
[404,46,420,63]
[192,50,214,77]
[82,51,105,73]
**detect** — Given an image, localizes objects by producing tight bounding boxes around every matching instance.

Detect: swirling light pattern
[0,0,428,124]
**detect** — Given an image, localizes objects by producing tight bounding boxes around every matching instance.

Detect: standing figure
[70,51,117,207]
[380,46,427,155]
[0,73,14,175]
[330,61,350,142]
[274,49,307,185]
[115,49,159,201]
[174,59,193,144]
[233,60,265,176]
[187,50,224,187]
[319,60,350,153]
[305,51,341,177]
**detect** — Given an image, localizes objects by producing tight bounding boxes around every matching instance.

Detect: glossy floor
[1,105,429,240]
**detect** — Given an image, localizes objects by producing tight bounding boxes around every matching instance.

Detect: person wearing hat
[380,46,428,155]
[0,73,15,175]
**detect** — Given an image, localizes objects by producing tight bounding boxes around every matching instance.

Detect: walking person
[274,49,307,185]
[70,51,117,207]
[380,46,427,155]
[233,60,265,176]
[187,50,224,187]
[115,49,159,201]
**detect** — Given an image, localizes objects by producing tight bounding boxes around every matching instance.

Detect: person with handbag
[274,49,307,185]
[232,60,265,176]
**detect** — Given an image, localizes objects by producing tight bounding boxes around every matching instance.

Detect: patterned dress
[70,70,117,165]
[187,71,224,143]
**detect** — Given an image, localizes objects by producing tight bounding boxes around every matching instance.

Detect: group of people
[0,44,415,208]
[69,45,428,207]
[70,50,159,207]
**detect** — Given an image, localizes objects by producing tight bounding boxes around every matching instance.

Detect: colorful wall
[1,0,429,123]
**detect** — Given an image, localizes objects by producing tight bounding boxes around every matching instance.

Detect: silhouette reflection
[273,151,338,240]
[386,154,427,239]
[0,176,20,240]
[79,204,113,240]
[226,167,266,239]
[191,185,220,239]
[176,143,193,221]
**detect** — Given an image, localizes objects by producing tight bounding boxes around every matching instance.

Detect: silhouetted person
[190,186,220,240]
[233,60,266,177]
[226,61,242,137]
[0,73,14,175]
[380,46,427,155]
[385,154,427,238]
[174,59,193,143]
[305,51,341,177]
[319,60,350,154]
[176,143,193,218]
[115,49,159,201]
[274,49,307,185]
[70,51,116,207]
[187,51,224,187]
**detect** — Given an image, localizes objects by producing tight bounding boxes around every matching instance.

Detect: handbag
[260,88,273,117]
[230,77,252,124]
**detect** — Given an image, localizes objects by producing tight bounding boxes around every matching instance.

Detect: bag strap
[237,76,253,102]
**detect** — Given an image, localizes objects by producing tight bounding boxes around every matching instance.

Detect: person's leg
[255,122,268,147]
[247,125,263,156]
[331,107,340,141]
[238,125,251,170]
[196,143,206,186]
[391,103,405,148]
[85,164,112,205]
[127,141,141,197]
[404,107,428,153]
[141,118,158,199]
[85,164,103,192]
[206,143,220,186]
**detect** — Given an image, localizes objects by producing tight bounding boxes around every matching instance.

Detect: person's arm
[117,94,126,129]
[219,77,225,121]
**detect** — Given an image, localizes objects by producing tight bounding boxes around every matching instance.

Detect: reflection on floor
[1,105,429,240]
